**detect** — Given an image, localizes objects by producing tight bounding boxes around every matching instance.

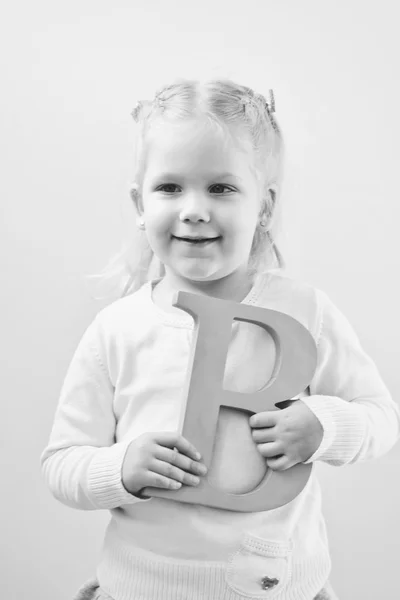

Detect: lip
[172,235,221,241]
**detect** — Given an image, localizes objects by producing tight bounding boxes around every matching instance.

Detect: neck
[152,269,255,313]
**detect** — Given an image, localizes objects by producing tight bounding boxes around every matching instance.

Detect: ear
[259,185,277,224]
[130,184,143,216]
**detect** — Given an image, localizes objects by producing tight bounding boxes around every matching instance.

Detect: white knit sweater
[40,272,400,600]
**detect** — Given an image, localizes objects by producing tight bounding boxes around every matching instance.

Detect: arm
[40,317,149,510]
[301,290,400,466]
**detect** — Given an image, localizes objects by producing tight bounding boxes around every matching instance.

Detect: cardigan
[41,272,400,600]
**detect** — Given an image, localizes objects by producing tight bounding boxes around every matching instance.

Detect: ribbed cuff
[87,441,152,509]
[301,396,367,465]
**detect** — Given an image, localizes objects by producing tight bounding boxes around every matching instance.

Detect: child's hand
[121,432,208,498]
[249,401,323,471]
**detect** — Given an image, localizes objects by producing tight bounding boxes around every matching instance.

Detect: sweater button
[261,575,279,590]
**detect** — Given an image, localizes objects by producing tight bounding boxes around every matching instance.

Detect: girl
[41,78,400,600]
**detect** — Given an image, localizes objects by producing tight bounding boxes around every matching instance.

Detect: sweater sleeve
[40,316,150,510]
[300,290,400,466]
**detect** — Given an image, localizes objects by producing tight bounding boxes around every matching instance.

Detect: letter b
[144,292,317,511]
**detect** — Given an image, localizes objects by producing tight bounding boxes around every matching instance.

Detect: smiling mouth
[172,235,221,245]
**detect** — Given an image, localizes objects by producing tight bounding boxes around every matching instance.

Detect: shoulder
[257,270,325,308]
[255,271,328,341]
[91,282,155,340]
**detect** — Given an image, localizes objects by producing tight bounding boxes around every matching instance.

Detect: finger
[150,458,200,487]
[251,427,276,444]
[266,455,292,472]
[249,411,278,429]
[256,441,283,458]
[145,471,183,491]
[155,446,207,477]
[154,432,201,461]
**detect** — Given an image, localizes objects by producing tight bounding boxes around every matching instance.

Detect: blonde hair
[86,77,285,301]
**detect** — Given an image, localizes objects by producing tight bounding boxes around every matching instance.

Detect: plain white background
[1,1,399,599]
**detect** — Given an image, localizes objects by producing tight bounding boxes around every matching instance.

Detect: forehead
[144,118,255,180]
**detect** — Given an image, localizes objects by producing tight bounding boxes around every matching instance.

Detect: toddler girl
[41,78,400,600]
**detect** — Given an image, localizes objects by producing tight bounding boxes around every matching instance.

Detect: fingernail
[195,452,201,460]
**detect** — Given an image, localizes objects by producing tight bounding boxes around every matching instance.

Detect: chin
[175,266,222,283]
[181,272,216,283]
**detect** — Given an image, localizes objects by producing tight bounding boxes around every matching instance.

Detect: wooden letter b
[144,292,317,512]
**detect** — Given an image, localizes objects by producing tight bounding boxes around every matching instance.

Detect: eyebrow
[154,172,242,181]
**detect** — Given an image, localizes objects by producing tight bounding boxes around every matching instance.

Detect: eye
[156,184,235,194]
[156,184,179,193]
[210,184,235,194]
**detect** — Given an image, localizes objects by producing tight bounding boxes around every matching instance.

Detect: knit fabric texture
[41,272,399,600]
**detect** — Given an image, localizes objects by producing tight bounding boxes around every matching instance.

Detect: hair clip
[266,89,275,113]
[243,88,275,115]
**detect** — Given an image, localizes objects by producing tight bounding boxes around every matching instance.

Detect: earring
[137,218,145,230]
[259,218,269,229]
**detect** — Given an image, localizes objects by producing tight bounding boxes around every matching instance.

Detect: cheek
[223,200,259,231]
[225,214,258,242]
[144,206,173,233]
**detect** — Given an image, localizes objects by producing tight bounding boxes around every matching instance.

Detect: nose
[179,195,211,223]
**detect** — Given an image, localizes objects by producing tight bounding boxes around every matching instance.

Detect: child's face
[140,118,262,286]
